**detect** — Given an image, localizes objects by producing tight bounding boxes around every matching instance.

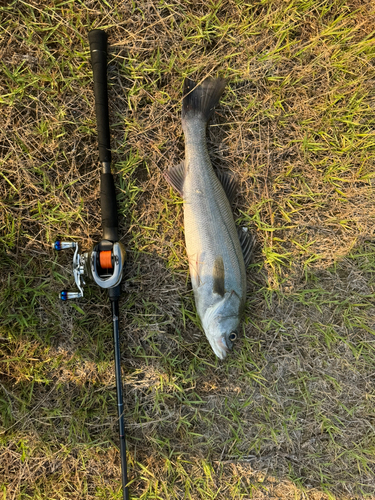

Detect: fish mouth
[211,336,230,360]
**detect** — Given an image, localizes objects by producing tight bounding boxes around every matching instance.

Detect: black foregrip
[88,29,111,163]
[100,173,118,242]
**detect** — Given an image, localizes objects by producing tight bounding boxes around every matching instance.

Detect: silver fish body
[166,78,253,359]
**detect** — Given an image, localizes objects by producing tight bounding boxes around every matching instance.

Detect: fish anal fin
[213,256,225,297]
[164,161,185,197]
[215,170,237,204]
[238,227,256,267]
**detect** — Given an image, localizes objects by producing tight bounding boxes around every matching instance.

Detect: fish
[165,77,255,360]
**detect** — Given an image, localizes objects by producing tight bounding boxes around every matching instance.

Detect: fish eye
[229,332,237,342]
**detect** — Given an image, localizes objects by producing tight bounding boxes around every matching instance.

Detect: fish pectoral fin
[164,161,185,197]
[215,170,237,204]
[212,256,225,297]
[237,227,256,267]
[189,252,203,287]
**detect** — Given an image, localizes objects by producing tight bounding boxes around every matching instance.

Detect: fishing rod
[54,29,129,500]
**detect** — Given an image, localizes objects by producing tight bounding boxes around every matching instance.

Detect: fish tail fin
[182,77,226,124]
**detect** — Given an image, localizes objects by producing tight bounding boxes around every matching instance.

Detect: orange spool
[99,250,113,269]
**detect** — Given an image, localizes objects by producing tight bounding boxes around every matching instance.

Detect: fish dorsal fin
[237,227,255,267]
[213,256,225,297]
[164,161,185,197]
[215,170,237,204]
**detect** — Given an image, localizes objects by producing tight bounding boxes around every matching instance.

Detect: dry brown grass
[1,0,375,498]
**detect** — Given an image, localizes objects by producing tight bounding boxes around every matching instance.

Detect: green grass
[1,0,375,498]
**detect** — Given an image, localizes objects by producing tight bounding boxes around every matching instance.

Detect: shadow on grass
[1,243,375,498]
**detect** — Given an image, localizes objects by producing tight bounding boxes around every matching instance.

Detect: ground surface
[1,1,375,499]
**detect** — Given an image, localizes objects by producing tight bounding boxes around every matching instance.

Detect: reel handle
[60,290,83,300]
[54,241,77,251]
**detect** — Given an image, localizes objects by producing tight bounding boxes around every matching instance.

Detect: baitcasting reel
[54,240,126,300]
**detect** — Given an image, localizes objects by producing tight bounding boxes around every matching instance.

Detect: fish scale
[165,77,254,359]
[183,120,245,315]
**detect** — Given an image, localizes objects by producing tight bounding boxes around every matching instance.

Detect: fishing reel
[54,239,126,300]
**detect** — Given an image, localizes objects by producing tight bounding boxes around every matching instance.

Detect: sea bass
[166,78,254,359]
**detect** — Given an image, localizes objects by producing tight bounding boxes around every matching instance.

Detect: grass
[1,0,375,498]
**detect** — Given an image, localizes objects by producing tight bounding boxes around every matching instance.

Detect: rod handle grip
[100,172,118,242]
[88,29,111,163]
